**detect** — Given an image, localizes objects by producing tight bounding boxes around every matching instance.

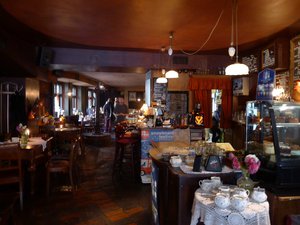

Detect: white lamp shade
[165,70,179,78]
[156,77,168,83]
[225,62,249,75]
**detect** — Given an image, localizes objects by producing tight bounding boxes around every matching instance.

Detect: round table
[190,188,271,225]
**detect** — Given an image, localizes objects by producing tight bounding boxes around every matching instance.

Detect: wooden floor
[16,138,152,225]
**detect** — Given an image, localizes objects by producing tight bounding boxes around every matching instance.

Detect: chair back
[0,144,23,210]
[69,139,79,169]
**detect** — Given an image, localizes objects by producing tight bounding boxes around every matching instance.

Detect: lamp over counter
[225,0,249,76]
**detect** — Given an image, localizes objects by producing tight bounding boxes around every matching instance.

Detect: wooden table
[0,140,49,195]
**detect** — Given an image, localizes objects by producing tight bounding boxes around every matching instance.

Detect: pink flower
[248,161,261,174]
[232,157,241,170]
[229,153,261,175]
[228,153,235,160]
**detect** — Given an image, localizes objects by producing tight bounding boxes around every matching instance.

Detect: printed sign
[256,68,276,101]
[140,128,174,183]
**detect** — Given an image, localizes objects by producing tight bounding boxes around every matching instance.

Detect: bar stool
[112,124,139,179]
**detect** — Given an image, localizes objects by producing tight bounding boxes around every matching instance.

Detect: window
[54,83,63,117]
[71,86,77,111]
[88,89,96,109]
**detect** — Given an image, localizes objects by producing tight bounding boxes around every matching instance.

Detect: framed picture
[128,92,136,101]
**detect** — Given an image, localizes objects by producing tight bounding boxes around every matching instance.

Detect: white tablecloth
[190,188,271,225]
[27,137,48,151]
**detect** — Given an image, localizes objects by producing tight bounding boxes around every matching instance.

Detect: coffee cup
[231,194,248,212]
[251,187,267,203]
[211,176,222,189]
[214,192,230,209]
[218,185,230,194]
[199,179,214,193]
[233,187,250,198]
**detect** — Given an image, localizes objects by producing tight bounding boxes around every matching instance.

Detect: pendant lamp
[165,32,179,79]
[225,0,249,75]
[156,47,168,84]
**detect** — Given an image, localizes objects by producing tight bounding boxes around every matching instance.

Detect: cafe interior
[1,0,300,224]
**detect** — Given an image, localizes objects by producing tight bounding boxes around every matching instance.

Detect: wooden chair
[46,138,79,196]
[0,144,23,211]
[112,124,140,179]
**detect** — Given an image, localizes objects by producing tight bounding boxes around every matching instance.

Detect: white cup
[199,179,214,193]
[251,187,267,203]
[231,194,249,212]
[211,176,222,189]
[218,185,230,194]
[214,192,230,209]
[233,188,250,198]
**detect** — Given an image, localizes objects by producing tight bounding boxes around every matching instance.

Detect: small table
[190,188,271,225]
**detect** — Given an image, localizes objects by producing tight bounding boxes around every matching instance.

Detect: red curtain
[189,76,232,128]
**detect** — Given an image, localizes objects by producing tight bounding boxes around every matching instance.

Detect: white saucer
[227,212,245,225]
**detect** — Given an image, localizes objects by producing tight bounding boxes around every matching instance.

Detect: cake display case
[245,100,300,189]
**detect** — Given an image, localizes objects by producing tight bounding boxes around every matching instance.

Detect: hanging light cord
[230,0,235,46]
[234,0,239,62]
[180,0,228,56]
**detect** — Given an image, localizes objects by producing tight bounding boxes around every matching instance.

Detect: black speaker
[36,47,54,67]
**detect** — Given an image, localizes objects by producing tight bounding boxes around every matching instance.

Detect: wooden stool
[112,124,139,179]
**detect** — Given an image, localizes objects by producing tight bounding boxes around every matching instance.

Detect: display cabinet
[246,100,300,189]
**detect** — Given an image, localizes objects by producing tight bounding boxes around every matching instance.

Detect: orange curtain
[189,76,232,129]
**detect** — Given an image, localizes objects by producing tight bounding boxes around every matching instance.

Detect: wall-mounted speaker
[36,47,54,67]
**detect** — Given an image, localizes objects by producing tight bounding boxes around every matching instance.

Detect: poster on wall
[242,54,259,73]
[276,71,290,96]
[256,68,276,101]
[262,45,275,69]
[291,36,300,84]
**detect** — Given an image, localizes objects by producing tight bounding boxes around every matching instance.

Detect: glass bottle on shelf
[193,103,204,127]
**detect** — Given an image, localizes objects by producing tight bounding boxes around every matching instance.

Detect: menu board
[291,36,300,84]
[262,45,275,69]
[242,54,259,73]
[256,68,276,101]
[153,78,167,104]
[166,91,188,114]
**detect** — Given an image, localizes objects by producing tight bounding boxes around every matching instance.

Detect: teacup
[233,188,250,198]
[251,187,267,203]
[214,192,230,209]
[170,155,182,167]
[199,179,214,193]
[211,176,222,189]
[218,185,230,194]
[231,194,248,212]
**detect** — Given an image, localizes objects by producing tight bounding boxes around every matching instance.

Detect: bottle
[193,103,204,127]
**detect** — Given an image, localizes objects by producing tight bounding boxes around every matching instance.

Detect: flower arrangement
[16,123,29,136]
[228,153,261,177]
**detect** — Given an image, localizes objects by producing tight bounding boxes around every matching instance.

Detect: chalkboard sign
[262,44,275,69]
[291,35,300,85]
[166,91,188,114]
[242,54,259,73]
[153,78,167,104]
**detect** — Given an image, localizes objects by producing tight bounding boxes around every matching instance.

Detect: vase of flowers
[16,123,30,148]
[229,153,261,191]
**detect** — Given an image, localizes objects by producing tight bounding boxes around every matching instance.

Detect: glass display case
[246,100,300,188]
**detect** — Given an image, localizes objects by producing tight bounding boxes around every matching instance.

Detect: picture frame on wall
[128,92,136,101]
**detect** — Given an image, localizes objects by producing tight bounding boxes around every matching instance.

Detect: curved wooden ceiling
[2,0,300,52]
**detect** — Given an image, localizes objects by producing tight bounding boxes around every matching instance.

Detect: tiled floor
[17,139,152,225]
